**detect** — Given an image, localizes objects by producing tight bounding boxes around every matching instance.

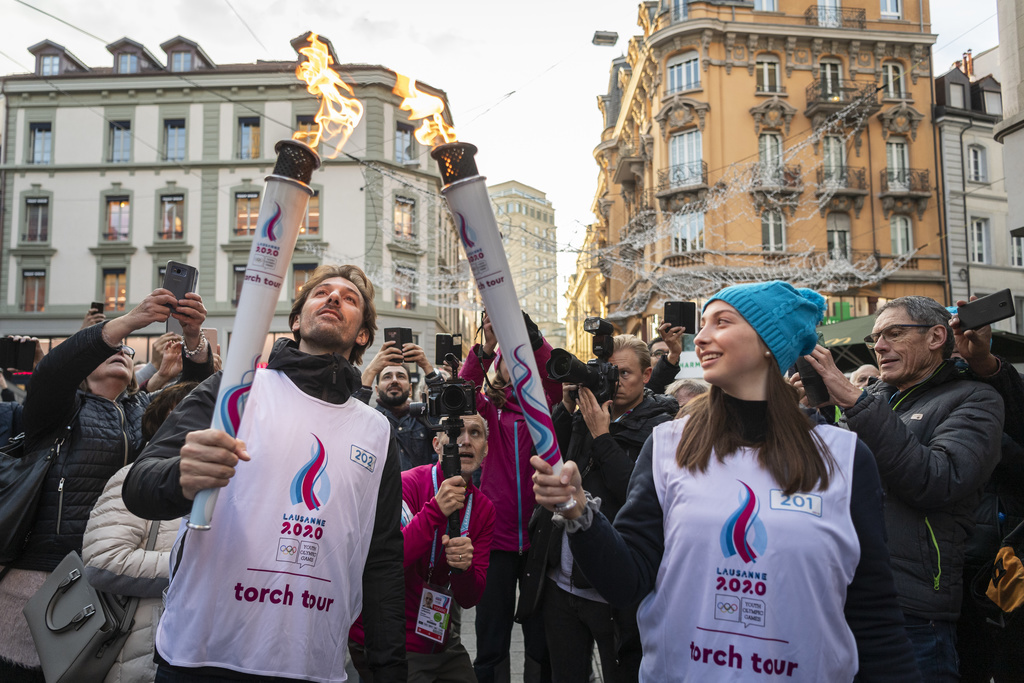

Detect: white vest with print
[637,418,860,682]
[156,369,392,682]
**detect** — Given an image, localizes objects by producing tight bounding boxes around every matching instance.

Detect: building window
[24,197,49,242]
[968,145,988,182]
[882,62,905,98]
[758,133,784,181]
[235,192,260,236]
[949,83,966,109]
[671,211,705,252]
[667,52,700,93]
[396,122,415,164]
[295,115,316,143]
[822,135,846,184]
[880,0,901,19]
[301,191,319,235]
[22,270,46,312]
[238,117,261,159]
[890,215,913,255]
[970,217,991,264]
[394,196,415,239]
[103,268,127,311]
[755,58,781,93]
[985,91,1003,116]
[293,264,317,300]
[755,0,777,9]
[886,138,909,189]
[820,61,843,97]
[170,51,192,72]
[827,213,851,260]
[105,197,131,241]
[164,119,186,162]
[394,266,416,310]
[672,0,687,21]
[1012,236,1024,267]
[117,53,139,74]
[668,129,703,186]
[761,211,785,252]
[109,121,131,162]
[29,122,52,164]
[40,55,59,76]
[232,265,246,306]
[160,195,185,240]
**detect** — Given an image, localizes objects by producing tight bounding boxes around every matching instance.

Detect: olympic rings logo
[280,545,297,555]
[717,602,738,613]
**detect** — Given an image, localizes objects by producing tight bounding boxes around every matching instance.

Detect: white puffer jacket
[82,465,179,683]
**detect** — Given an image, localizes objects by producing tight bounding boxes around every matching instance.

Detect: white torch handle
[187,176,313,529]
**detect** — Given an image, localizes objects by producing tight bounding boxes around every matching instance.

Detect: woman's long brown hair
[676,369,835,495]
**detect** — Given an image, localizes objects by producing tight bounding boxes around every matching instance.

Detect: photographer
[527,333,676,682]
[358,340,442,470]
[646,322,685,394]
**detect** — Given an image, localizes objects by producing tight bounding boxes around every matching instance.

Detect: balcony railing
[880,169,930,194]
[816,166,867,191]
[752,163,802,189]
[756,83,786,95]
[804,5,866,29]
[805,79,879,106]
[657,161,708,192]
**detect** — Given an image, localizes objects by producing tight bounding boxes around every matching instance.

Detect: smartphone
[384,328,413,359]
[0,338,35,372]
[957,289,1015,331]
[794,357,831,407]
[436,333,458,366]
[202,328,219,356]
[664,301,698,334]
[163,261,199,335]
[90,301,105,314]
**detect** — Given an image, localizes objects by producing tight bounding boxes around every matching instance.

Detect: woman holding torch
[531,281,920,682]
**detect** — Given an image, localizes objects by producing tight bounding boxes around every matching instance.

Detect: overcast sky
[0,0,1000,315]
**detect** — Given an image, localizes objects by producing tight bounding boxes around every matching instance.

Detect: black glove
[523,311,543,351]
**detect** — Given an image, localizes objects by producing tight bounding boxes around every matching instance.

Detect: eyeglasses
[118,344,136,359]
[651,349,668,358]
[863,324,934,350]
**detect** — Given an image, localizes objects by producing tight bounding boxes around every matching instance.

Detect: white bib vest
[157,369,392,682]
[637,418,861,682]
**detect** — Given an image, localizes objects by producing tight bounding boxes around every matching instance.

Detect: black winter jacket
[122,338,407,682]
[845,361,1004,622]
[11,322,210,572]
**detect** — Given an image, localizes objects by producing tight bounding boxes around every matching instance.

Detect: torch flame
[394,73,457,147]
[293,34,364,159]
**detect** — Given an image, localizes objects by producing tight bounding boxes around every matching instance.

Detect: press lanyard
[429,465,473,570]
[888,362,945,412]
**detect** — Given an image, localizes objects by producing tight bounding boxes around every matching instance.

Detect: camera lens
[439,385,468,413]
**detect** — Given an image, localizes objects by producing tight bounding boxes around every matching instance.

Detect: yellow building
[582,0,944,338]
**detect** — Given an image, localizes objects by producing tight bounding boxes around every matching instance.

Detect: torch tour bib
[637,418,860,682]
[157,369,392,682]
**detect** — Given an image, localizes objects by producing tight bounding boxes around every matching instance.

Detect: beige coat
[82,465,179,683]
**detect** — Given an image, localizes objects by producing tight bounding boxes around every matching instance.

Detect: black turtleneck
[723,392,769,444]
[265,338,362,405]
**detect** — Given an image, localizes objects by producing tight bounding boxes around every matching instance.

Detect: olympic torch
[188,34,362,529]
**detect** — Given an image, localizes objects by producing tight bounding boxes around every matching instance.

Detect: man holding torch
[123,265,406,682]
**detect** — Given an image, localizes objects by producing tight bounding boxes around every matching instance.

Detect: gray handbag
[23,521,160,683]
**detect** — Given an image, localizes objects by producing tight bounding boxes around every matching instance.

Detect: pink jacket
[460,342,562,552]
[350,463,495,654]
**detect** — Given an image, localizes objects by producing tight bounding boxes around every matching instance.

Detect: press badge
[414,584,453,644]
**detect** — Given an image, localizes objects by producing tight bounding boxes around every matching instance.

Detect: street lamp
[592,31,619,47]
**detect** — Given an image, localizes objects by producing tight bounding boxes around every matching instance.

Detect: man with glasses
[645,323,685,393]
[799,295,1003,682]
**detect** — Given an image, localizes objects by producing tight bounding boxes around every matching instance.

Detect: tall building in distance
[488,180,566,349]
[574,0,943,339]
[934,48,1021,330]
[0,33,469,366]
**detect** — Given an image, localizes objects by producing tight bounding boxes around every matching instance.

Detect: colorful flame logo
[720,482,767,563]
[290,434,331,512]
[510,344,560,465]
[261,203,282,242]
[456,213,476,249]
[217,359,259,437]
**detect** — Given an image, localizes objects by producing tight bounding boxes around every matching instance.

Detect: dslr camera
[547,317,620,404]
[410,378,477,420]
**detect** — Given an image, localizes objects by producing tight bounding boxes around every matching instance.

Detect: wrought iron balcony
[805,79,879,107]
[657,161,708,192]
[756,83,786,95]
[816,166,867,192]
[751,164,802,191]
[804,5,866,29]
[880,169,930,195]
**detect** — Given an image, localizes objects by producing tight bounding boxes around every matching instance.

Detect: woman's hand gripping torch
[430,143,574,511]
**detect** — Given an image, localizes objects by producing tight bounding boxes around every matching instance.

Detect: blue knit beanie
[705,281,827,372]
